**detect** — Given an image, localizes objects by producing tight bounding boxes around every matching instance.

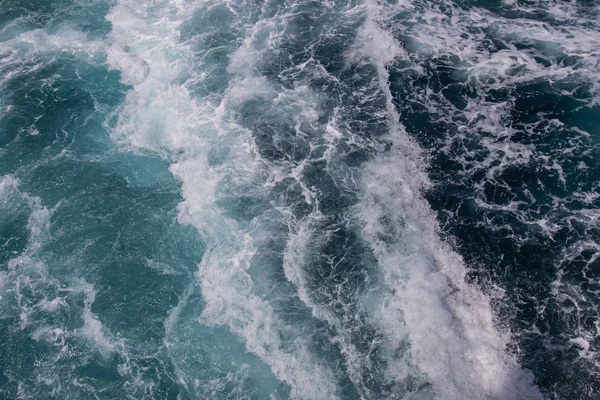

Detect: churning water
[0,0,598,399]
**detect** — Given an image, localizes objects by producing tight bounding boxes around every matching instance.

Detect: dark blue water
[0,0,598,399]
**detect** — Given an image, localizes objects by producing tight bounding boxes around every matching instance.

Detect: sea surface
[0,0,599,399]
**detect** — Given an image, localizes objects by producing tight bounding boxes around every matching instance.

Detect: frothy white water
[349,2,543,398]
[107,1,340,398]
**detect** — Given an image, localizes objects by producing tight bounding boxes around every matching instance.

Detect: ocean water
[0,0,598,399]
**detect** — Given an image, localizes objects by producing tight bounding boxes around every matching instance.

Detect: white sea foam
[0,174,18,191]
[552,239,600,369]
[107,1,341,398]
[349,1,543,398]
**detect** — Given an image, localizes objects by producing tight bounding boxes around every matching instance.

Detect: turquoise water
[0,0,598,399]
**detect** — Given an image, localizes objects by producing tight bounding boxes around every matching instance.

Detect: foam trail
[382,1,600,393]
[107,1,340,398]
[352,2,543,398]
[279,104,423,397]
[282,206,382,397]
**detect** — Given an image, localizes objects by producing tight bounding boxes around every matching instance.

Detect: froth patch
[357,144,543,400]
[345,15,406,66]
